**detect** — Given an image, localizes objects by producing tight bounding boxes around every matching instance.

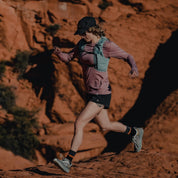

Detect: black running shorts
[87,94,111,109]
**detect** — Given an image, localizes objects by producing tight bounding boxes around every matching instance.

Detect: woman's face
[80,32,95,43]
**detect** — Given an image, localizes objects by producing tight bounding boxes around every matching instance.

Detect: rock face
[0,0,29,61]
[0,147,35,171]
[0,0,177,172]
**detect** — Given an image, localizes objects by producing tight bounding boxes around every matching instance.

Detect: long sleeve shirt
[53,39,138,95]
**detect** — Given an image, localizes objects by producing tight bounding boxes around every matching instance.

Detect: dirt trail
[0,116,178,177]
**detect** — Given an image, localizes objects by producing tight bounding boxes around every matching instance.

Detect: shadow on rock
[24,49,56,122]
[104,30,178,153]
[24,37,75,122]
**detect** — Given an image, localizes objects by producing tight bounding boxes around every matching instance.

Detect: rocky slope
[0,0,177,177]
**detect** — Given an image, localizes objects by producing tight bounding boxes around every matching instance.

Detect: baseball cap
[74,16,96,35]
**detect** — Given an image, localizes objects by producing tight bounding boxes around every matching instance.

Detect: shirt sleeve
[103,41,138,71]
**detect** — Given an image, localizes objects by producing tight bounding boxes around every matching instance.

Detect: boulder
[51,95,76,123]
[0,147,35,171]
[51,56,85,122]
[48,1,87,21]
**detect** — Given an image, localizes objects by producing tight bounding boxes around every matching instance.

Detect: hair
[87,24,105,37]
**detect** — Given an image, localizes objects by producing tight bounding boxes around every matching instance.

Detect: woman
[53,16,144,173]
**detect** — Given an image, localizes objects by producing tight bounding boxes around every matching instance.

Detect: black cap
[74,16,96,35]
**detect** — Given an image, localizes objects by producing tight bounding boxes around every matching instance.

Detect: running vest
[78,37,110,72]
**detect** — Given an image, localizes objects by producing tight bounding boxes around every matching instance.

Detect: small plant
[0,61,6,79]
[45,24,60,36]
[0,84,39,160]
[0,84,15,112]
[12,50,31,79]
[0,107,39,160]
[98,0,113,10]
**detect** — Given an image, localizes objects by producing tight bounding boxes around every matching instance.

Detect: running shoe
[53,158,72,173]
[132,127,144,152]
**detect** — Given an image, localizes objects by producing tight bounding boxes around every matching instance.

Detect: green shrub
[0,84,39,160]
[0,61,6,79]
[12,50,30,79]
[0,107,39,160]
[0,84,15,112]
[45,24,60,36]
[98,0,113,10]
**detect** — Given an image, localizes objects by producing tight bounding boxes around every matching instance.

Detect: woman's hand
[53,46,61,55]
[129,69,139,78]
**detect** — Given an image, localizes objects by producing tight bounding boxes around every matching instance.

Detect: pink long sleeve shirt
[53,39,138,95]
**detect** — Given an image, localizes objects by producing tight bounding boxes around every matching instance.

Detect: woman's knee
[74,117,85,132]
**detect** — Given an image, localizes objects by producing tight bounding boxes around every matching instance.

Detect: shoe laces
[63,158,72,167]
[132,130,139,142]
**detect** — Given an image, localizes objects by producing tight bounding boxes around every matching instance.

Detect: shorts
[87,93,111,109]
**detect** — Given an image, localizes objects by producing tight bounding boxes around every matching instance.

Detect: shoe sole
[53,158,70,173]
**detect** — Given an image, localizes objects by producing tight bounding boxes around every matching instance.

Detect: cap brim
[74,29,86,35]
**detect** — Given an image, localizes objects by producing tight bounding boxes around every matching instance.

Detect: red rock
[0,147,35,171]
[51,95,76,123]
[0,1,29,60]
[35,150,47,165]
[0,0,177,174]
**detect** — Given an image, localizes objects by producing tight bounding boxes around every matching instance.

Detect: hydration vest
[78,36,110,72]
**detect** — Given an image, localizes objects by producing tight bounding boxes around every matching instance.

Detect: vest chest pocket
[94,53,110,72]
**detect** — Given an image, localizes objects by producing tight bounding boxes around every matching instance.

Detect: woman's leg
[94,109,127,133]
[71,101,104,152]
[53,101,104,173]
[53,106,143,173]
[94,109,144,153]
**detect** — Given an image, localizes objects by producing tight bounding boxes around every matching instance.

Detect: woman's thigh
[95,109,126,132]
[94,109,111,130]
[76,101,104,128]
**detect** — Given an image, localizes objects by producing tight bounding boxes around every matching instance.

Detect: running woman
[52,16,144,173]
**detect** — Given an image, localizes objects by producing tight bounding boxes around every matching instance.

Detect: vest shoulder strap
[96,37,108,47]
[94,37,110,71]
[94,37,108,55]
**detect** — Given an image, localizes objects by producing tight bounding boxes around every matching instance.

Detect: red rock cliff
[0,0,177,175]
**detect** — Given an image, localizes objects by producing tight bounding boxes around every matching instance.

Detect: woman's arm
[52,46,78,63]
[103,41,139,77]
